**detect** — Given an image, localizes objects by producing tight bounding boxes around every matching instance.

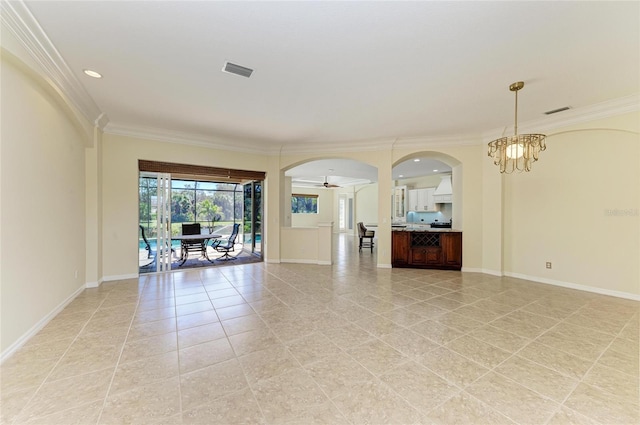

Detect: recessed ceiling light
[398,174,404,178]
[413,159,420,162]
[83,69,102,78]
[433,169,438,172]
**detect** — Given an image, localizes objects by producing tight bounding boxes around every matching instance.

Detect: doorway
[138,164,264,273]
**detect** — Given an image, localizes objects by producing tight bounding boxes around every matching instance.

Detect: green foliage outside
[291,195,318,213]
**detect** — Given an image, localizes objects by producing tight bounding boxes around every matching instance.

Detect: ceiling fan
[317,176,340,188]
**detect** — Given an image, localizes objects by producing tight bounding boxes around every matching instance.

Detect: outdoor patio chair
[211,223,240,260]
[139,225,155,268]
[357,222,375,253]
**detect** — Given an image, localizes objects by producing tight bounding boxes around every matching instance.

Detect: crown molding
[0,0,106,128]
[392,133,482,150]
[482,94,639,142]
[277,138,396,156]
[104,123,274,155]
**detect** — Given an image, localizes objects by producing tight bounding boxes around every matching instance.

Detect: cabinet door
[393,186,407,221]
[408,189,418,212]
[409,247,442,265]
[416,189,427,211]
[425,188,438,212]
[392,232,410,265]
[441,233,462,267]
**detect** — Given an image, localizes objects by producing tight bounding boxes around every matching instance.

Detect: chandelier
[487,81,546,173]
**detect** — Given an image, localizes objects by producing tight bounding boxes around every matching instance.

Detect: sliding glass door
[140,171,263,273]
[139,172,172,273]
[243,181,262,256]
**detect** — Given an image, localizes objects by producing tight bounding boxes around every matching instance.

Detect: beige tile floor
[2,236,639,424]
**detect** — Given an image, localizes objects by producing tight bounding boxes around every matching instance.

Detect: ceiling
[7,1,639,180]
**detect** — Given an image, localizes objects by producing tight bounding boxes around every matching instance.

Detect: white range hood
[434,175,452,195]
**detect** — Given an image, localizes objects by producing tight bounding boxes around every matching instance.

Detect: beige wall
[354,183,379,227]
[290,187,334,227]
[503,112,640,296]
[1,53,88,354]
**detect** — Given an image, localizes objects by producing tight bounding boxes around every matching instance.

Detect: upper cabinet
[408,188,439,212]
[393,185,407,222]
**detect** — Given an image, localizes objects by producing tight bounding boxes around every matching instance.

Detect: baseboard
[504,271,640,301]
[462,267,503,276]
[280,259,318,265]
[265,259,281,264]
[377,263,392,269]
[102,273,138,282]
[85,279,102,288]
[1,284,86,364]
[317,260,332,265]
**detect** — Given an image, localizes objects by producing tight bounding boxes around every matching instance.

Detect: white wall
[503,112,640,297]
[1,53,88,354]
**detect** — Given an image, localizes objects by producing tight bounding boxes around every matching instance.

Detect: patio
[139,226,262,272]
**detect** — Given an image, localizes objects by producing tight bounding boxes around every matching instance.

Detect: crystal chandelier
[487,82,546,173]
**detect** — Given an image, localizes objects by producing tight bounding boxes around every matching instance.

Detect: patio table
[172,233,221,265]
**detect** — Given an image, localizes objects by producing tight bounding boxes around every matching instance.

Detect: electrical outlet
[545,262,552,269]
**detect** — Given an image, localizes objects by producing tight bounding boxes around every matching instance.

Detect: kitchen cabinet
[442,232,462,266]
[391,231,410,265]
[393,186,407,222]
[392,230,462,270]
[408,188,439,212]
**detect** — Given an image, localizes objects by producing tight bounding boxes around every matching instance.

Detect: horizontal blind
[138,160,265,182]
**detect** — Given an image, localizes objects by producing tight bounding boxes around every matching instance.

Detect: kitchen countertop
[392,226,461,232]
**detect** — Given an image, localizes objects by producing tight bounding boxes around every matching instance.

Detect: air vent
[222,62,253,78]
[544,106,570,115]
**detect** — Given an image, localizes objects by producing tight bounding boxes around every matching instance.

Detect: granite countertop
[392,227,461,232]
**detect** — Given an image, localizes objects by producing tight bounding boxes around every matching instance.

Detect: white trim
[280,259,318,265]
[504,272,640,301]
[265,259,281,264]
[85,280,101,288]
[482,94,639,141]
[462,267,503,276]
[317,260,332,266]
[0,0,105,127]
[104,123,270,155]
[102,273,138,282]
[377,263,392,269]
[0,284,85,364]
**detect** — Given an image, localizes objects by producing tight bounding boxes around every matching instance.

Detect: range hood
[433,175,452,195]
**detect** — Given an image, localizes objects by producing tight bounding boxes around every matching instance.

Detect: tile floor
[2,236,639,424]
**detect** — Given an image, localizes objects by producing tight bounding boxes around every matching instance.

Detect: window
[291,194,318,214]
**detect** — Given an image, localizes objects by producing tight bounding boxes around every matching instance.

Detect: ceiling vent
[222,62,253,78]
[544,106,570,115]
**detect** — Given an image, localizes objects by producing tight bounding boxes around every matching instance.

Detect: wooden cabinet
[391,231,410,265]
[392,230,462,270]
[441,232,462,268]
[408,188,439,212]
